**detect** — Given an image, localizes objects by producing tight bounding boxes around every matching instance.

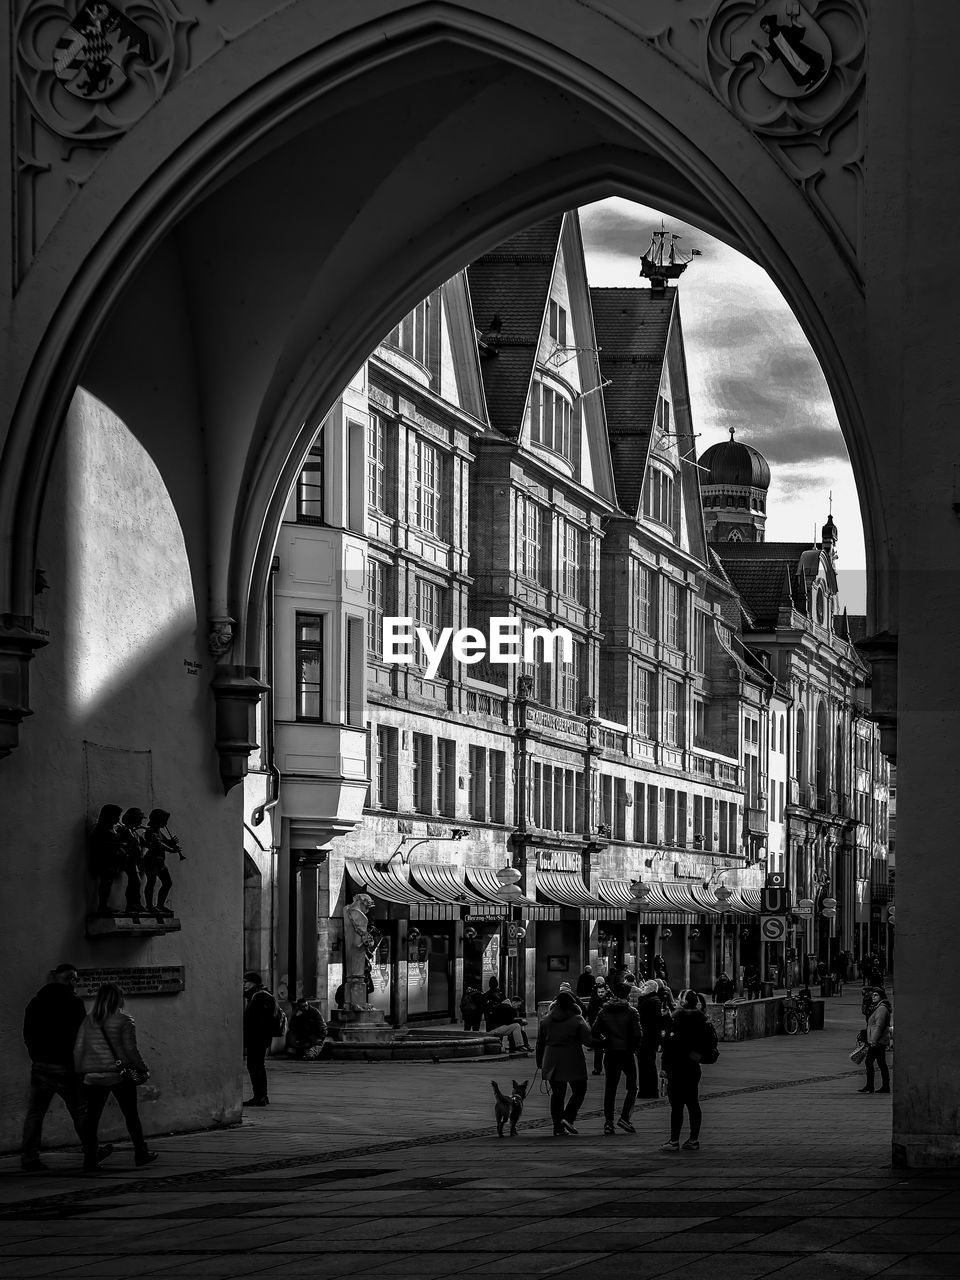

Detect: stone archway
[5,2,958,1166]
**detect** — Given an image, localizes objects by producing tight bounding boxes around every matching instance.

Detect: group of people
[460,979,531,1053]
[21,963,158,1173]
[534,966,718,1148]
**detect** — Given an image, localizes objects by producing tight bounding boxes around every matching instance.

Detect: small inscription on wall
[76,966,185,997]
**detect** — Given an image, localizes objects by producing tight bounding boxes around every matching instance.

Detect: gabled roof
[590,287,675,514]
[467,215,563,436]
[717,558,804,629]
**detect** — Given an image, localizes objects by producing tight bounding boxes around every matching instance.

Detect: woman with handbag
[74,983,157,1173]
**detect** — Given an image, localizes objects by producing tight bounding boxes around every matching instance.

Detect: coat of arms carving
[52,1,153,101]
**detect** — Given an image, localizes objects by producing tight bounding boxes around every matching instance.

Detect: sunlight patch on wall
[64,390,197,719]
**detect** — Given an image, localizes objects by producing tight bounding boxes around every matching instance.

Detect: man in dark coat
[594,981,643,1134]
[243,971,279,1105]
[21,963,111,1172]
[634,979,664,1099]
[575,965,596,999]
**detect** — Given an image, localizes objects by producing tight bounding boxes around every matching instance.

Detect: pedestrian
[486,993,530,1054]
[21,963,111,1173]
[287,999,330,1059]
[857,987,892,1094]
[556,980,585,1013]
[659,989,719,1152]
[575,964,596,999]
[587,976,613,1074]
[460,984,484,1032]
[713,971,734,1004]
[482,976,502,1030]
[74,983,156,1172]
[653,953,669,982]
[535,990,593,1136]
[593,981,642,1135]
[243,970,280,1106]
[634,979,664,1098]
[744,964,762,1000]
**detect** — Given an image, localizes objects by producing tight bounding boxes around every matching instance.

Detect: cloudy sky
[578,197,867,614]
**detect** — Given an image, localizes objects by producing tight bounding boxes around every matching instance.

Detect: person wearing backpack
[658,989,718,1153]
[243,971,282,1106]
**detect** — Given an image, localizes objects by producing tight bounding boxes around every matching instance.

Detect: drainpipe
[252,555,281,829]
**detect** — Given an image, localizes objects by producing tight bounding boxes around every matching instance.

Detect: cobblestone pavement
[3,984,957,1280]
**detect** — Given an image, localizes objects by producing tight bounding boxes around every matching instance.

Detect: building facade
[250,212,890,1023]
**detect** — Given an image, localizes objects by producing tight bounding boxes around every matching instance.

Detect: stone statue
[116,807,147,913]
[142,808,185,917]
[88,803,124,915]
[343,892,378,1009]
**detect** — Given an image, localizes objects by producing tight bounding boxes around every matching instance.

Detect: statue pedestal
[328,1007,396,1045]
[85,913,182,938]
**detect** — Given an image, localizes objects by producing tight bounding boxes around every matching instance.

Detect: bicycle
[782,990,811,1035]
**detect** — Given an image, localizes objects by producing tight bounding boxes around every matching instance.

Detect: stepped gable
[590,286,675,516]
[467,215,564,437]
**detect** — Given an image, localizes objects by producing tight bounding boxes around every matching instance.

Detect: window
[647,785,660,845]
[375,726,398,809]
[642,464,675,527]
[530,381,573,459]
[663,580,683,650]
[437,738,456,816]
[517,496,543,583]
[367,413,385,512]
[414,579,445,672]
[559,641,580,712]
[664,677,682,745]
[296,436,324,522]
[489,750,506,824]
[633,782,645,841]
[665,789,676,845]
[779,714,785,754]
[656,393,671,436]
[412,437,442,537]
[614,778,627,840]
[729,803,740,856]
[469,744,487,821]
[367,560,385,657]
[413,733,433,814]
[600,775,613,832]
[779,780,785,822]
[559,519,581,600]
[345,617,364,727]
[693,795,703,846]
[770,779,776,817]
[676,791,688,847]
[530,763,580,833]
[636,565,654,636]
[719,800,729,853]
[548,299,567,345]
[693,696,705,742]
[295,613,323,720]
[693,609,707,671]
[635,666,652,737]
[387,298,430,364]
[703,797,715,849]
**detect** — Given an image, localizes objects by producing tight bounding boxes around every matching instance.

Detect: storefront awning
[346,858,433,905]
[727,888,762,914]
[596,879,637,909]
[410,863,491,906]
[597,880,687,924]
[465,867,558,920]
[536,870,605,912]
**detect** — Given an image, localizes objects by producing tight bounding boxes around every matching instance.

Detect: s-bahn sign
[760,915,787,942]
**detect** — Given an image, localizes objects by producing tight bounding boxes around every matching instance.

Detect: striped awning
[346,858,432,905]
[536,869,604,909]
[690,885,724,915]
[727,888,762,915]
[464,868,556,919]
[596,878,638,909]
[410,863,490,906]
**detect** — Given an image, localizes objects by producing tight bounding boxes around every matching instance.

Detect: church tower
[700,427,771,543]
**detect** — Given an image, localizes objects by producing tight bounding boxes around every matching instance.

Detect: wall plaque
[76,965,185,997]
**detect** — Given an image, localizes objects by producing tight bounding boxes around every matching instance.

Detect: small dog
[491,1078,529,1137]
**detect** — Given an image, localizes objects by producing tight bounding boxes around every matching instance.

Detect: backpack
[267,994,287,1039]
[700,1019,720,1065]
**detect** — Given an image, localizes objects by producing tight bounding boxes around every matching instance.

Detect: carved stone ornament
[207,616,235,658]
[591,0,867,271]
[16,1,183,143]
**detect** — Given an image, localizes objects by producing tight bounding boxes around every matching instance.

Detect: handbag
[849,1043,868,1065]
[100,1024,150,1086]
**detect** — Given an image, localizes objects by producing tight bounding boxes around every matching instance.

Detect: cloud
[579,197,863,574]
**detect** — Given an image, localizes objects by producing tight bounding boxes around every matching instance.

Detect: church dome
[700,428,771,490]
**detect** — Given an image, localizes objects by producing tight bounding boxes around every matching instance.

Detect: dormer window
[642,462,676,530]
[548,300,567,345]
[530,378,573,459]
[386,297,432,367]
